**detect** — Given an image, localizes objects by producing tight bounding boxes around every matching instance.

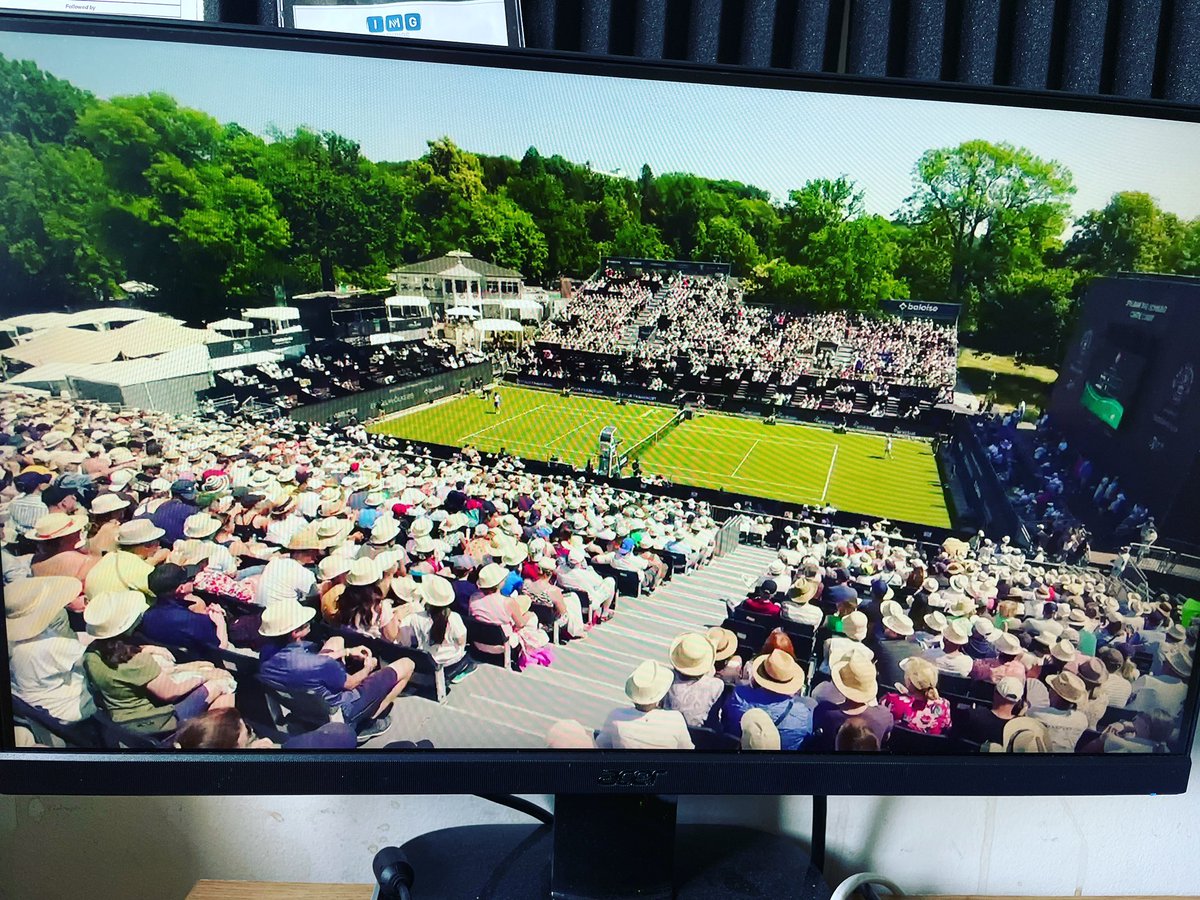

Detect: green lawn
[958,348,1059,415]
[371,386,950,527]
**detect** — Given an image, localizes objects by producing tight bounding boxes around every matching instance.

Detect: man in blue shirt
[257,600,414,734]
[140,563,229,652]
[722,649,814,750]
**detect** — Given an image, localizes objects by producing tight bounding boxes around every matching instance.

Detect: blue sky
[3,31,1200,223]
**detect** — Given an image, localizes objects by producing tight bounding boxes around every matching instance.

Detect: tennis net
[620,408,687,467]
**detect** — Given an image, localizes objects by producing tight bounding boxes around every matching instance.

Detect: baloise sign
[881,300,962,322]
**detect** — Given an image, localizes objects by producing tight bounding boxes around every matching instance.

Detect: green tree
[900,140,1075,309]
[1063,191,1184,274]
[0,54,94,144]
[976,267,1081,363]
[0,134,120,304]
[693,215,762,274]
[259,129,393,291]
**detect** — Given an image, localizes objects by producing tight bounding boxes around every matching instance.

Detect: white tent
[207,317,254,333]
[385,296,430,310]
[446,306,482,318]
[1,318,213,367]
[476,318,524,333]
[501,298,543,316]
[243,306,300,323]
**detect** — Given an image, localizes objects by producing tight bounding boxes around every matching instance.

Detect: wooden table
[187,883,373,899]
[189,886,1199,900]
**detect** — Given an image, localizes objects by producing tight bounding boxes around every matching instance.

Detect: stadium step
[399,543,782,745]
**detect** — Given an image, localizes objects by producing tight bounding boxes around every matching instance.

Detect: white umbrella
[446,306,482,318]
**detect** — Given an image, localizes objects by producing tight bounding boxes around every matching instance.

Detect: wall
[3,744,1198,900]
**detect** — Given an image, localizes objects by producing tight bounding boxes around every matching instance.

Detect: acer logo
[597,769,664,787]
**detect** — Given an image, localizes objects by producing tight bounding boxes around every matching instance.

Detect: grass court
[369,385,951,527]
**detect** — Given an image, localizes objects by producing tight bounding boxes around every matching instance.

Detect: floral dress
[881,691,952,735]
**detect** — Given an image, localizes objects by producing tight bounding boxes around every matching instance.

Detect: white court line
[729,439,761,477]
[821,445,839,503]
[644,460,825,503]
[459,402,547,442]
[541,414,601,450]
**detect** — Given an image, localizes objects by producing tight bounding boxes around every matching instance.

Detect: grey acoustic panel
[523,0,559,49]
[688,0,723,63]
[904,0,946,80]
[741,0,778,68]
[958,0,1001,84]
[790,0,834,71]
[1060,0,1109,94]
[1111,0,1162,98]
[1164,0,1200,102]
[1009,0,1056,89]
[847,0,892,76]
[580,0,613,54]
[633,0,669,58]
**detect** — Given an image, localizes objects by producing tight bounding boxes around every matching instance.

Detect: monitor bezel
[0,11,1196,796]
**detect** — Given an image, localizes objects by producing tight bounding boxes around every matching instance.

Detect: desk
[189,889,1199,900]
[187,883,373,899]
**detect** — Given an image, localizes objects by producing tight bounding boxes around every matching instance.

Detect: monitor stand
[379,795,831,899]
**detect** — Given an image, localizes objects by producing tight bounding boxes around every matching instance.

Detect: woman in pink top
[881,656,952,735]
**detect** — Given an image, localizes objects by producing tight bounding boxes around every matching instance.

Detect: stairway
[370,543,781,749]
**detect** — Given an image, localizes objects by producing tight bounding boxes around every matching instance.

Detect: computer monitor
[1,9,1198,823]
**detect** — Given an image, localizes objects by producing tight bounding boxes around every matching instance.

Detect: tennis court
[370,385,950,527]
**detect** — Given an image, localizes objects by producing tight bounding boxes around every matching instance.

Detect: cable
[474,793,555,826]
[811,794,828,874]
[830,872,905,900]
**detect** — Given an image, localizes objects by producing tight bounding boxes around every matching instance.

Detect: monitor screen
[1,16,1198,793]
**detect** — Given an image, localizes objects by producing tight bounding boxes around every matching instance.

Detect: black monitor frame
[0,11,1197,797]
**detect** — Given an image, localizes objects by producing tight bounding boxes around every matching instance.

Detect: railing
[1131,543,1200,582]
[713,515,743,559]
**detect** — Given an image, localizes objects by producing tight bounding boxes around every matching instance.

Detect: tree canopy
[1,53,1198,362]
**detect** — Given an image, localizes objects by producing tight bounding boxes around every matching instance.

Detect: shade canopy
[501,298,543,313]
[476,318,524,333]
[207,318,254,332]
[385,296,430,309]
[445,306,482,318]
[243,306,300,322]
[1,318,212,367]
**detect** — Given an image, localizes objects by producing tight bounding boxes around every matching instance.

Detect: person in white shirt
[923,619,973,676]
[596,660,695,750]
[611,538,656,591]
[757,559,792,595]
[1094,647,1134,708]
[781,580,823,627]
[1029,671,1090,752]
[557,547,616,621]
[254,544,320,607]
[399,575,475,684]
[1127,646,1191,718]
[5,576,92,722]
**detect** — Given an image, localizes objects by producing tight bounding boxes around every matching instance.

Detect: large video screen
[2,23,1198,759]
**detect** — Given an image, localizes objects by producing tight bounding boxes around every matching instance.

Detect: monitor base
[393,800,830,899]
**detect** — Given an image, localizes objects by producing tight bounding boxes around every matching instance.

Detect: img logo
[366,12,422,33]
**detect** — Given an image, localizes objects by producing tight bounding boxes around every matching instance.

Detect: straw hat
[183,513,222,540]
[842,611,869,641]
[879,599,904,620]
[419,574,455,608]
[477,563,508,591]
[923,612,948,633]
[749,649,807,696]
[942,619,971,646]
[91,494,130,516]
[832,653,878,705]
[669,633,716,677]
[993,632,1022,656]
[883,613,914,637]
[625,660,675,706]
[4,576,82,641]
[740,708,781,751]
[318,553,355,581]
[706,626,739,662]
[258,599,315,638]
[346,557,381,587]
[1047,671,1087,706]
[369,517,400,545]
[501,544,527,567]
[900,655,939,694]
[117,518,165,546]
[26,513,82,543]
[1050,639,1076,664]
[789,580,818,604]
[84,590,148,640]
